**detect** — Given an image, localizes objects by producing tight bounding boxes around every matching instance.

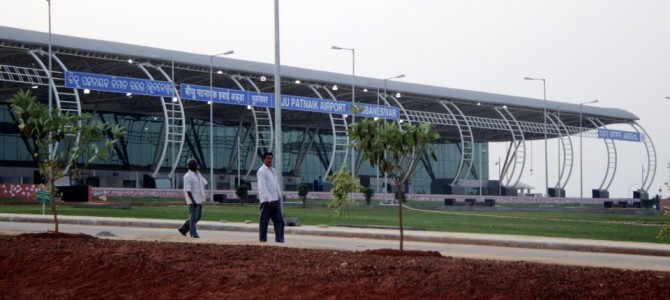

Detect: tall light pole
[496,157,502,196]
[274,0,284,215]
[209,50,234,201]
[375,87,381,194]
[641,165,645,191]
[382,74,405,198]
[479,148,486,201]
[579,99,598,200]
[237,134,241,188]
[166,59,177,188]
[383,74,405,99]
[46,0,53,159]
[524,77,548,200]
[331,46,356,176]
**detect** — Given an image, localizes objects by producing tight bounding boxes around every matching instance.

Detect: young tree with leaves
[349,118,440,250]
[327,170,362,216]
[9,89,125,233]
[658,162,670,240]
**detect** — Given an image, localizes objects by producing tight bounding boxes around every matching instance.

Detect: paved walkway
[2,213,669,258]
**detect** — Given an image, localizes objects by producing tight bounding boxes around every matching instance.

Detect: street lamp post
[237,134,241,188]
[46,0,53,159]
[45,0,53,216]
[209,50,234,202]
[496,157,502,196]
[383,74,405,100]
[579,100,599,201]
[169,59,177,188]
[524,77,548,200]
[331,46,356,176]
[479,148,486,202]
[641,165,645,191]
[382,74,405,199]
[375,87,380,194]
[274,0,284,215]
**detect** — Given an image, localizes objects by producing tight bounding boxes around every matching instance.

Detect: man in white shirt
[257,152,285,243]
[178,158,208,238]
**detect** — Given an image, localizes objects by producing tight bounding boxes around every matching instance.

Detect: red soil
[1,233,669,299]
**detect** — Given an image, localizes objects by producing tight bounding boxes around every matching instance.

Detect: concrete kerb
[1,213,669,257]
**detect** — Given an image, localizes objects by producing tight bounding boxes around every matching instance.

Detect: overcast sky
[2,0,669,198]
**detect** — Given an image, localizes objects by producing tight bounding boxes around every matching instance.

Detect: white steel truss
[28,50,82,175]
[588,118,617,191]
[138,63,186,179]
[229,75,274,178]
[631,122,657,192]
[546,113,574,190]
[494,107,526,188]
[439,101,474,185]
[307,84,349,179]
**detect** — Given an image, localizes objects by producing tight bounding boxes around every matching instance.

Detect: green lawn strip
[1,202,667,244]
[434,210,665,223]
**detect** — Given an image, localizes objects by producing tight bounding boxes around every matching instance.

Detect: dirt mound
[1,233,668,299]
[363,248,443,257]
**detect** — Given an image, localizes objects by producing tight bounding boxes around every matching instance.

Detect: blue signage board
[65,71,399,120]
[357,103,400,120]
[280,95,349,115]
[65,71,174,97]
[180,83,399,120]
[181,84,262,106]
[597,128,642,142]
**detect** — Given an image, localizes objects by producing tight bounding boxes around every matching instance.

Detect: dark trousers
[259,200,285,242]
[179,204,202,238]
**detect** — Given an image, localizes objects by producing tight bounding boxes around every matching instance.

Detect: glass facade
[0,104,488,192]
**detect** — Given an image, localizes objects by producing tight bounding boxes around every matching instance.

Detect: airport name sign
[65,71,174,97]
[64,71,399,120]
[180,83,399,120]
[597,128,642,142]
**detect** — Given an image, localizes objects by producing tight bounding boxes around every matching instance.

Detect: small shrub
[658,206,670,240]
[235,184,249,206]
[298,184,310,207]
[362,187,374,205]
[327,171,362,216]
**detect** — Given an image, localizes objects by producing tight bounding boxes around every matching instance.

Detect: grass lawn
[1,197,668,244]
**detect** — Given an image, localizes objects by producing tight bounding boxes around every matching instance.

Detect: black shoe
[276,240,284,243]
[259,239,267,242]
[191,235,200,238]
[178,228,187,236]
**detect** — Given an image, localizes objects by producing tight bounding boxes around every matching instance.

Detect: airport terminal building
[0,26,657,198]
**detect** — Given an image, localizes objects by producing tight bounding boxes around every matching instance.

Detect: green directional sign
[36,191,51,204]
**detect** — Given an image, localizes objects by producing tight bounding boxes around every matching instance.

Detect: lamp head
[331,46,342,50]
[581,99,599,105]
[524,76,546,81]
[212,50,235,58]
